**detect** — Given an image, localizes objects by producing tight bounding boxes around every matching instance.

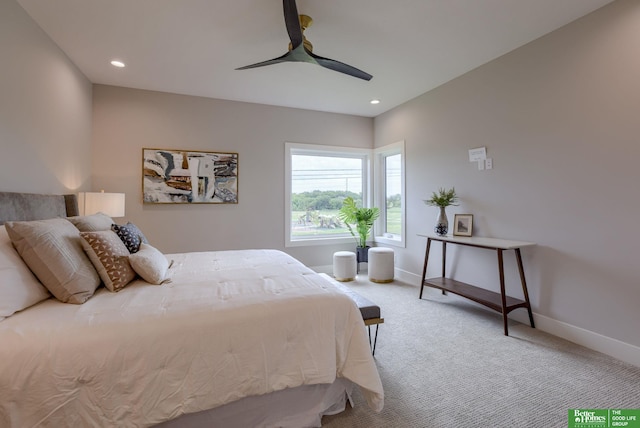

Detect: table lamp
[78,191,125,217]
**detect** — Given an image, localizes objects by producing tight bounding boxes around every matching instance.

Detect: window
[374,141,405,247]
[285,143,371,247]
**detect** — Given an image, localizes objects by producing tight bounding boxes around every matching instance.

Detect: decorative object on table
[143,148,238,204]
[453,214,473,237]
[338,197,380,265]
[423,187,458,236]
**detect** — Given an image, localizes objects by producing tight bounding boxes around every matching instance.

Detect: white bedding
[0,249,383,427]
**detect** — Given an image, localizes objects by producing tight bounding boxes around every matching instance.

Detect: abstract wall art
[143,148,238,204]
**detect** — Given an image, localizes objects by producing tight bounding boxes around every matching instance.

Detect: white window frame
[374,140,406,248]
[285,142,372,247]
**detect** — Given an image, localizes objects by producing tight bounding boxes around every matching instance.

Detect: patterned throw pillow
[111,222,149,254]
[80,231,137,292]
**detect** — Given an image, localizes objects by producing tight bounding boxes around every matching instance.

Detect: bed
[0,191,384,427]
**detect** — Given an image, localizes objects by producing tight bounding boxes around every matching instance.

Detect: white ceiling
[17,0,614,117]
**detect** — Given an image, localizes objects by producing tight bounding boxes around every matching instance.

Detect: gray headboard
[0,191,79,225]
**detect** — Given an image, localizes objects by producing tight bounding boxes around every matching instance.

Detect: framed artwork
[143,148,238,204]
[453,214,473,237]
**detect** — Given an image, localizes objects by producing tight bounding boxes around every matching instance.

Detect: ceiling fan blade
[308,51,373,81]
[283,0,303,49]
[235,51,291,70]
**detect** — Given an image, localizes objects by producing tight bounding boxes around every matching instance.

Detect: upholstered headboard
[0,191,79,225]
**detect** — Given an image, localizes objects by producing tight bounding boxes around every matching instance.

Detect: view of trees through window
[291,190,361,239]
[290,153,401,241]
[384,153,402,237]
[291,154,363,240]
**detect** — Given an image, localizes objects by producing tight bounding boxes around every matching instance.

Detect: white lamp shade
[78,192,125,217]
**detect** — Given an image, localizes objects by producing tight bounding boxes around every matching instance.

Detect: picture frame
[453,214,473,237]
[143,148,238,204]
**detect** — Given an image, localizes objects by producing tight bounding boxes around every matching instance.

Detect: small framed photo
[453,214,473,237]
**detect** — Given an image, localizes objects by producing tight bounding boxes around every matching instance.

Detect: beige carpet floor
[321,276,640,428]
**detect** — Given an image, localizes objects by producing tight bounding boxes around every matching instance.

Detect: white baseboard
[314,264,368,275]
[313,264,334,275]
[521,313,640,367]
[392,267,419,286]
[346,267,640,368]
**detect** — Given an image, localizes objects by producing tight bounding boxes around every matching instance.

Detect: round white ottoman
[368,247,394,283]
[333,251,357,282]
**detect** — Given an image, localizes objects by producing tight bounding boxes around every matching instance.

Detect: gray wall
[91,85,373,267]
[375,0,640,349]
[0,0,92,194]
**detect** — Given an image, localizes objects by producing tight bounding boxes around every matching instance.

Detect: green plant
[424,187,459,207]
[338,197,380,248]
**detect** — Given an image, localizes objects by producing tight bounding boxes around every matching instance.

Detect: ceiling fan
[236,0,372,81]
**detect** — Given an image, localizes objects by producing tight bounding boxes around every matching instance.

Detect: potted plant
[339,197,380,263]
[423,187,458,236]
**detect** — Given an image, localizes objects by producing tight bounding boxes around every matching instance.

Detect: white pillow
[128,243,170,285]
[5,218,101,304]
[0,227,50,321]
[67,212,114,232]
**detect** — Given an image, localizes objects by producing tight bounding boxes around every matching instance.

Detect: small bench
[320,273,384,355]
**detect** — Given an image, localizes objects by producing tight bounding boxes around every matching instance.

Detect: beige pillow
[128,243,170,285]
[67,212,114,232]
[80,231,137,292]
[5,218,100,304]
[0,227,50,320]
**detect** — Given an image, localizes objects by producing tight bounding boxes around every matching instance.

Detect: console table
[418,234,536,336]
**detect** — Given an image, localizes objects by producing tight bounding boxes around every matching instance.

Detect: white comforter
[0,249,383,427]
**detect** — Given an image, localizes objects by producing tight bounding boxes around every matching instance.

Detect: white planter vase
[434,206,448,236]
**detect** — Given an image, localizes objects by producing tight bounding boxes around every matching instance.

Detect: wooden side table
[418,234,536,336]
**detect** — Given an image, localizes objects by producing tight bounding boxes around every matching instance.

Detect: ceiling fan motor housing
[288,15,313,52]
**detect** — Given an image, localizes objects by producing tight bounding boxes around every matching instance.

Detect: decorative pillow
[128,243,170,285]
[80,231,137,292]
[5,218,101,304]
[67,212,114,232]
[112,222,149,253]
[0,227,51,321]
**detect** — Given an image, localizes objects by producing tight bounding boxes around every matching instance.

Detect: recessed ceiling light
[110,60,125,68]
[370,99,381,105]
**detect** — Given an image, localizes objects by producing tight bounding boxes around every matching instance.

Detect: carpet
[322,276,640,428]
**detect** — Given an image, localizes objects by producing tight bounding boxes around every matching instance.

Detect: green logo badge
[568,409,640,428]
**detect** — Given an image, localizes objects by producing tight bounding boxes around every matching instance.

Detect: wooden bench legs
[365,318,384,355]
